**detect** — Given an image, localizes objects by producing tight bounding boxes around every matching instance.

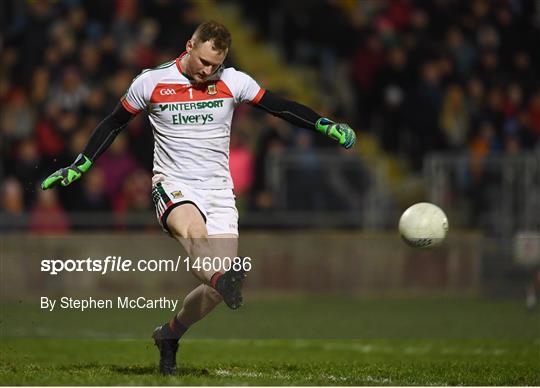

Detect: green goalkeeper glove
[41,154,93,190]
[315,118,356,149]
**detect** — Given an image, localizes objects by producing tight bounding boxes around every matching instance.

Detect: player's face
[185,39,227,84]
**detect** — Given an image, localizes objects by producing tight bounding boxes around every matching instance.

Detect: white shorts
[152,181,238,236]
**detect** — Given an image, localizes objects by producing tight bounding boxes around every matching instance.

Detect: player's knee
[187,223,208,239]
[166,204,208,240]
[168,222,210,260]
[169,222,208,240]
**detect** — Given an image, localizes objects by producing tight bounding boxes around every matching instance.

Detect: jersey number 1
[188,88,193,100]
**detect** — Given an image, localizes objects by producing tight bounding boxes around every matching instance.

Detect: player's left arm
[252,90,356,149]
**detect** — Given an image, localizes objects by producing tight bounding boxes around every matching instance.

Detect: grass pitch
[1,296,539,385]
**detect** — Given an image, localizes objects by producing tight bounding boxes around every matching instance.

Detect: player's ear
[186,39,194,53]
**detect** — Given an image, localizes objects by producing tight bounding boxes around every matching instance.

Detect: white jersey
[121,53,265,189]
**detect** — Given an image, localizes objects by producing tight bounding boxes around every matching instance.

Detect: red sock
[168,316,188,338]
[210,272,223,288]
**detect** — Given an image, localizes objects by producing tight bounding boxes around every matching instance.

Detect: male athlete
[41,21,356,375]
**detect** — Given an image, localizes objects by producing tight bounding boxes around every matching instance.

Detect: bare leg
[153,204,239,375]
[175,284,222,326]
[166,204,238,326]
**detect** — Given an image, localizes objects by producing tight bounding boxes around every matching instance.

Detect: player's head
[184,21,231,83]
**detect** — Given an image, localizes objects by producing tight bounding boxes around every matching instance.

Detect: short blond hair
[192,21,231,53]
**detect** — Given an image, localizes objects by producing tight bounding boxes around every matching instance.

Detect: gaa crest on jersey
[207,83,217,95]
[171,190,183,199]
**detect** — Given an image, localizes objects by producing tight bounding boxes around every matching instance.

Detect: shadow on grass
[2,362,213,379]
[54,364,156,376]
[112,365,210,377]
[111,365,157,375]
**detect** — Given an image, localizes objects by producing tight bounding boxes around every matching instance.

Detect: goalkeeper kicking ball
[399,202,449,248]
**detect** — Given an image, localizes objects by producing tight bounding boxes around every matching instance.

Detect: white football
[399,202,449,248]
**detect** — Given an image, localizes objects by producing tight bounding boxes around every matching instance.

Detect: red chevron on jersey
[150,81,234,103]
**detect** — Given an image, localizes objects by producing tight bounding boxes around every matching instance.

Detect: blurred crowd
[1,0,539,232]
[1,1,197,231]
[242,0,540,169]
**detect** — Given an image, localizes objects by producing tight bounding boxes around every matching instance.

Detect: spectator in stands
[95,132,139,200]
[250,115,293,211]
[78,167,111,213]
[28,187,70,234]
[114,169,152,215]
[446,26,476,78]
[0,178,26,231]
[0,88,35,143]
[287,131,325,211]
[470,120,501,178]
[47,67,89,111]
[229,130,254,198]
[29,67,51,108]
[405,60,445,170]
[112,169,154,231]
[440,84,470,150]
[12,139,43,207]
[526,90,540,137]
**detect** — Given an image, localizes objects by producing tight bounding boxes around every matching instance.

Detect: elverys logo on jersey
[172,112,214,125]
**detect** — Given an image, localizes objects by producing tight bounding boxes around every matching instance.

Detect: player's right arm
[41,66,152,190]
[41,103,134,190]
